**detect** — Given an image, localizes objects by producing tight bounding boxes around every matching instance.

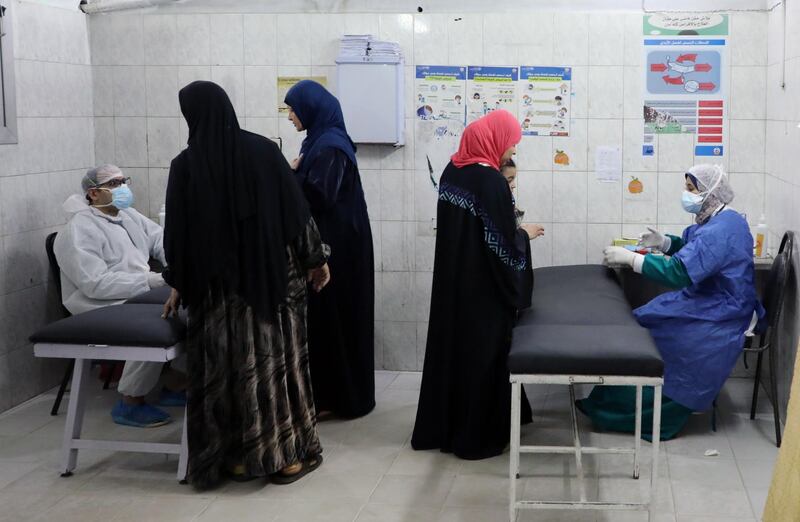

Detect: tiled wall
[0,1,95,413]
[87,9,769,371]
[765,3,800,419]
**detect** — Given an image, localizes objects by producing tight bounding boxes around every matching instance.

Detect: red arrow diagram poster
[642,38,727,157]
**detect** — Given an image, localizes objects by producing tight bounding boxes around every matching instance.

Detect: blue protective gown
[633,210,764,412]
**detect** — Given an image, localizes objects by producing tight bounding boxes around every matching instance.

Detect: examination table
[507,265,664,521]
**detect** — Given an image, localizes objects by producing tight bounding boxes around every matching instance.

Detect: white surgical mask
[681,191,704,214]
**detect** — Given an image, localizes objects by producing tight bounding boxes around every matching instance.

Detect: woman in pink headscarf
[412,110,534,460]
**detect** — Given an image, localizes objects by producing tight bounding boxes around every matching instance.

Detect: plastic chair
[46,232,119,416]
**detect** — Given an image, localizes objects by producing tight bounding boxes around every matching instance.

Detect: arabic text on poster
[519,66,572,137]
[466,66,519,124]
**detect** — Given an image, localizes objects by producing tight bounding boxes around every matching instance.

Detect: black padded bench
[30,290,188,481]
[507,265,664,520]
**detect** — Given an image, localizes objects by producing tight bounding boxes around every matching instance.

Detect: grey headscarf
[686,164,734,225]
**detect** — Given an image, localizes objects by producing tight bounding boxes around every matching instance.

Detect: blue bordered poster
[415,66,467,127]
[518,66,572,136]
[466,66,519,124]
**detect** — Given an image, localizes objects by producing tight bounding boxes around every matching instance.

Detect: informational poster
[642,16,728,157]
[277,76,328,113]
[595,146,622,183]
[414,65,467,126]
[643,38,726,156]
[466,66,518,123]
[518,67,572,136]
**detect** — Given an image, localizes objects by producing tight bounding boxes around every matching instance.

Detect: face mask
[96,185,134,210]
[681,190,704,214]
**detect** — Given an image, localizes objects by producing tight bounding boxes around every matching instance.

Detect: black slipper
[270,455,323,485]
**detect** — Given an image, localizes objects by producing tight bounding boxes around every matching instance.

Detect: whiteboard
[337,62,404,145]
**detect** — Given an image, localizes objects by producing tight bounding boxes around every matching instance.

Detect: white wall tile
[210,66,245,117]
[588,14,625,66]
[569,66,588,119]
[730,67,767,120]
[94,117,116,165]
[516,136,553,172]
[415,15,449,65]
[243,15,278,66]
[623,14,643,67]
[552,119,588,172]
[622,171,658,224]
[447,15,482,65]
[768,9,784,66]
[728,172,765,223]
[0,176,35,236]
[176,15,211,66]
[93,66,115,117]
[731,12,769,66]
[729,120,766,173]
[109,15,144,66]
[380,124,414,171]
[587,223,622,264]
[623,66,644,119]
[382,322,418,372]
[381,272,415,322]
[244,66,278,118]
[112,66,146,117]
[552,171,587,223]
[210,14,244,66]
[516,171,553,224]
[381,221,415,272]
[144,15,177,66]
[553,13,589,66]
[587,176,622,224]
[309,14,344,66]
[414,170,439,223]
[277,14,311,66]
[114,117,148,167]
[146,118,180,168]
[146,66,179,117]
[588,67,624,119]
[17,118,93,175]
[552,223,587,266]
[381,171,414,221]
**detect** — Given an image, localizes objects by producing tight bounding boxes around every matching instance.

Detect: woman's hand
[307,263,331,292]
[521,224,545,240]
[162,288,181,319]
[290,154,304,171]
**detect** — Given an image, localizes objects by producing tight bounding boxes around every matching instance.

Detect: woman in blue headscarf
[284,80,375,419]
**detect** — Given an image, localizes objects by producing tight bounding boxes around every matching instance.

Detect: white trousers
[117,356,186,398]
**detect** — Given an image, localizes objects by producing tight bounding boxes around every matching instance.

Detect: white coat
[54,195,166,315]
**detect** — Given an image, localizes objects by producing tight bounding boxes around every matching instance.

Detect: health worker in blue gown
[581,164,765,440]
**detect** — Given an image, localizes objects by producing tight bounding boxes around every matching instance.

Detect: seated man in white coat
[54,165,185,428]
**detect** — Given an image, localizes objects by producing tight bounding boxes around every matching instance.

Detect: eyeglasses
[98,177,132,189]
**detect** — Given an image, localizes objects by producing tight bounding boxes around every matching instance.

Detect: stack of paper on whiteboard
[338,34,403,61]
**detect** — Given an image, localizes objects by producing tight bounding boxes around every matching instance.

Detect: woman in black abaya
[163,81,331,488]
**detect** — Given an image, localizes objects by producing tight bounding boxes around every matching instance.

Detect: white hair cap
[82,164,123,193]
[687,163,734,205]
